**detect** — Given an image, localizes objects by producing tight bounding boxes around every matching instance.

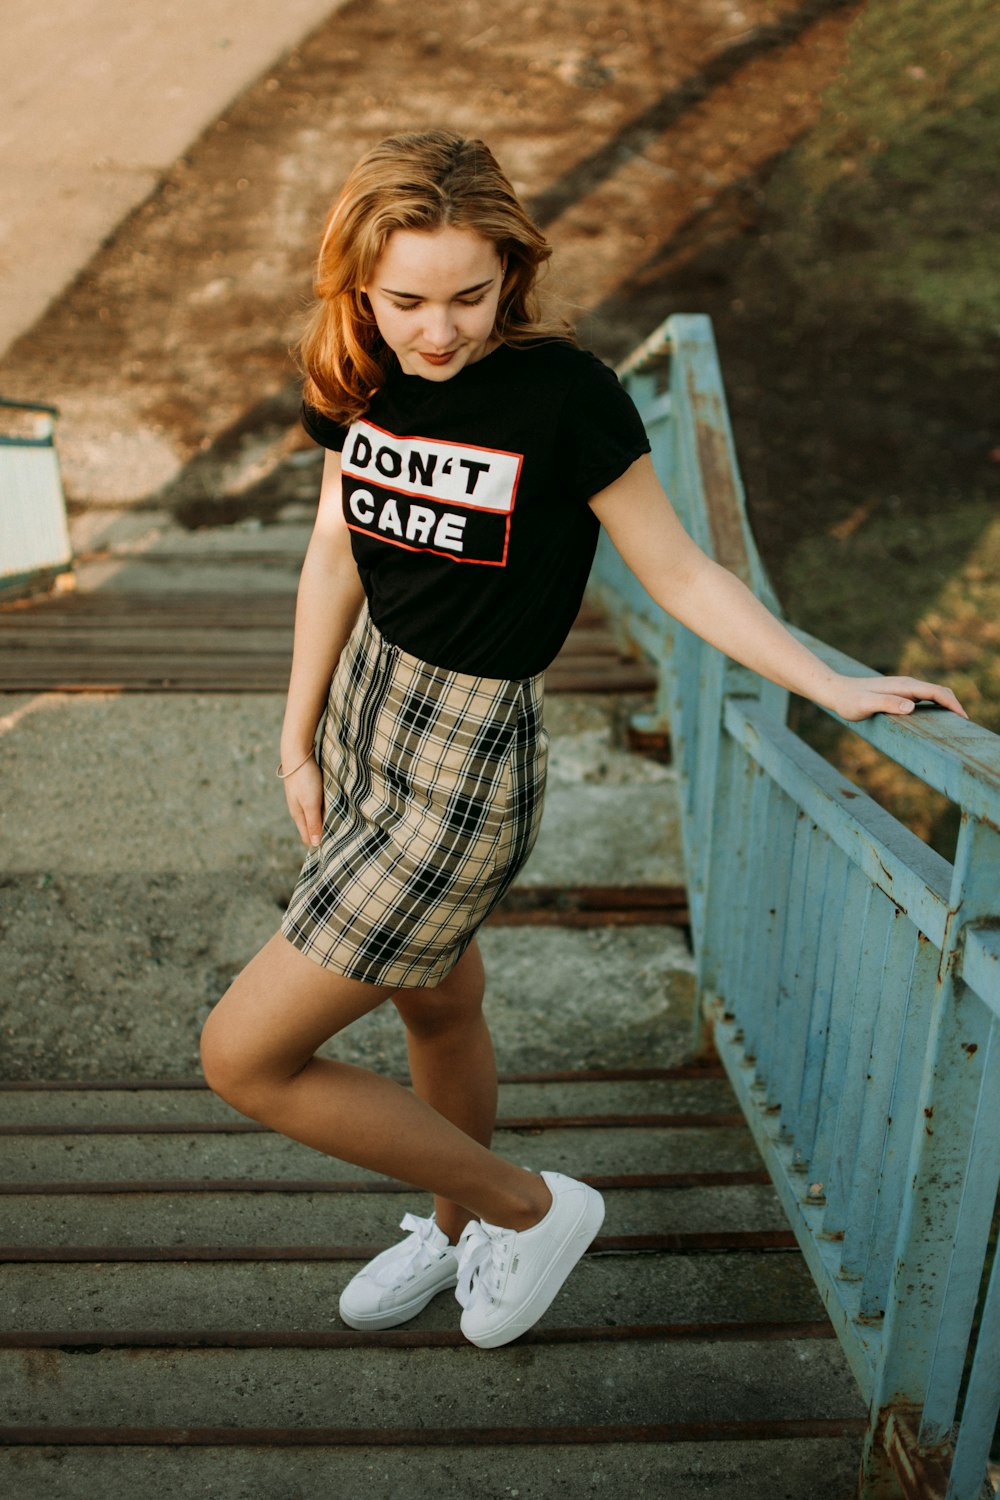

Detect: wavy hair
[299,130,573,425]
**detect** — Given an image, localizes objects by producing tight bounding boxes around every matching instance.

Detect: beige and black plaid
[282,608,547,987]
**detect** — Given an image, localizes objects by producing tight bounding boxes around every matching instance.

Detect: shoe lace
[454,1219,511,1310]
[369,1212,444,1289]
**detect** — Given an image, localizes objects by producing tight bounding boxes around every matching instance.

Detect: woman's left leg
[201,930,603,1347]
[200,931,549,1230]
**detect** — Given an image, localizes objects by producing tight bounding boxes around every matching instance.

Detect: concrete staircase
[0,1068,866,1497]
[0,516,865,1496]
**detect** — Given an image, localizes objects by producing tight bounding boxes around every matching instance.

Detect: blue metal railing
[591,314,1000,1499]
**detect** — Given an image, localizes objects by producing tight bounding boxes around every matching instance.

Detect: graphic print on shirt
[341,420,523,566]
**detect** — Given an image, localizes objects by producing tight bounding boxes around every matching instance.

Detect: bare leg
[200,932,551,1231]
[392,939,496,1243]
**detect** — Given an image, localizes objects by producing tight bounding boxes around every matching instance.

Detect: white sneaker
[339,1212,459,1331]
[455,1171,605,1349]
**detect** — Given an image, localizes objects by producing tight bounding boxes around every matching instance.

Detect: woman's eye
[387,292,488,311]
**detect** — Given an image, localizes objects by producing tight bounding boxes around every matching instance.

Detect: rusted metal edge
[497,1065,722,1083]
[0,591,298,615]
[0,1063,725,1090]
[686,364,753,589]
[498,885,685,911]
[0,1230,797,1262]
[488,883,688,927]
[0,1170,770,1195]
[884,1410,954,1500]
[37,551,299,570]
[0,1319,836,1351]
[0,1113,743,1136]
[0,595,607,625]
[0,668,658,695]
[0,1418,869,1447]
[486,908,688,929]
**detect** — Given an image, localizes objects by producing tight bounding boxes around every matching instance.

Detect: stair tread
[0,1251,828,1335]
[0,1076,735,1127]
[0,1126,763,1185]
[0,1183,789,1248]
[0,1435,865,1499]
[0,1340,866,1429]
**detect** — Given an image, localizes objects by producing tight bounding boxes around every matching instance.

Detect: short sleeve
[558,353,651,501]
[301,401,350,452]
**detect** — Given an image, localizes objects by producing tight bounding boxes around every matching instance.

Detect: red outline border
[346,516,511,568]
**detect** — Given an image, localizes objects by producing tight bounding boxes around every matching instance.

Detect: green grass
[784,501,1000,730]
[769,0,1000,339]
[713,0,1000,851]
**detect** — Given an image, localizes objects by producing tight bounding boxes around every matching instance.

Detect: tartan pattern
[281,608,547,986]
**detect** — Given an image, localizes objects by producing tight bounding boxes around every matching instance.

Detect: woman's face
[363,226,505,381]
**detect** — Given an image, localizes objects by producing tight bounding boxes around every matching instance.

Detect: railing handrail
[591,313,1000,1500]
[617,319,1000,804]
[790,625,1000,811]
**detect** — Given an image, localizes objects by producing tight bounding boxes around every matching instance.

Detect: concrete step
[0,1183,789,1250]
[524,784,683,888]
[0,1339,865,1430]
[0,1075,734,1127]
[1,1250,827,1337]
[0,1435,865,1500]
[1,901,695,1083]
[0,667,691,1084]
[0,1125,763,1186]
[0,1063,866,1495]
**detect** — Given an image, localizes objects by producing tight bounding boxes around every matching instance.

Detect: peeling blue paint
[593,314,1000,1500]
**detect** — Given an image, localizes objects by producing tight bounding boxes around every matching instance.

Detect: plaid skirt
[281,607,548,987]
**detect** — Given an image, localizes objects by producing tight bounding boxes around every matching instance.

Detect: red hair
[299,130,572,425]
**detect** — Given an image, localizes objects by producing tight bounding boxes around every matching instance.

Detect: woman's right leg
[199,931,550,1231]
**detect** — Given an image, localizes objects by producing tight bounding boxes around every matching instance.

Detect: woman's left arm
[589,455,968,723]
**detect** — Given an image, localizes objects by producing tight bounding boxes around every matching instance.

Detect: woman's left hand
[830,674,969,723]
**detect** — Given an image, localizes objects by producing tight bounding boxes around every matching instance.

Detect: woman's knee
[199,933,379,1107]
[394,943,487,1038]
[199,998,258,1108]
[198,979,289,1115]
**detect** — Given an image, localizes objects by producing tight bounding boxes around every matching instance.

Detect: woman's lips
[419,350,458,366]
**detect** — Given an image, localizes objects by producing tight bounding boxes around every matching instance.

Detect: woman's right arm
[279,450,366,847]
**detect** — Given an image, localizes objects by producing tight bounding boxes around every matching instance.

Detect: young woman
[199,130,965,1350]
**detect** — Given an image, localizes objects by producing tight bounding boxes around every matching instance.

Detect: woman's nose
[422,305,457,349]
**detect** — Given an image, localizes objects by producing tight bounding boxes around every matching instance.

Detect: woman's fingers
[282,760,325,845]
[836,675,970,722]
[302,785,325,846]
[877,677,969,718]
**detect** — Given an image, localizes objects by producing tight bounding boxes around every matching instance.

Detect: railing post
[689,666,760,1056]
[857,813,1000,1499]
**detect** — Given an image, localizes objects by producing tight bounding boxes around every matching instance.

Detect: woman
[199,130,965,1350]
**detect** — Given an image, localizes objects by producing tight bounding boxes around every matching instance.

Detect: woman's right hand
[281,755,325,847]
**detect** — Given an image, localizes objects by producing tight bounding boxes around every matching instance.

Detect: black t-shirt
[301,339,650,679]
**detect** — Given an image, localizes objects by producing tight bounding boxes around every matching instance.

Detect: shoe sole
[339,1271,458,1331]
[461,1185,605,1349]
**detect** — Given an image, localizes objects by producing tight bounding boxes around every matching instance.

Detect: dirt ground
[3,0,997,849]
[1,0,859,514]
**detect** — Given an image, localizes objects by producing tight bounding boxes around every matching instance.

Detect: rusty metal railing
[590,313,1000,1499]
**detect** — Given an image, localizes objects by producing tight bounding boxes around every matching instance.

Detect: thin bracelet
[276,750,315,779]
